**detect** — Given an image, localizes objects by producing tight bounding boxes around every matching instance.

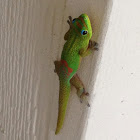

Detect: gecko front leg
[64,16,73,40]
[79,40,98,57]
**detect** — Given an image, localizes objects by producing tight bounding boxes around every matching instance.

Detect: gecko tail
[55,81,70,135]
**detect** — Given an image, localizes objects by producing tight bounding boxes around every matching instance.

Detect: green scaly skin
[54,14,98,134]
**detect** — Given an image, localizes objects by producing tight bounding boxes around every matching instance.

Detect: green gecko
[54,13,98,135]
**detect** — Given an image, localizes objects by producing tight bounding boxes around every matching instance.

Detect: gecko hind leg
[70,74,90,107]
[54,61,90,107]
[54,60,61,75]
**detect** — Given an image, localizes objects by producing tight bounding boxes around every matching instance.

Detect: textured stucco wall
[0,0,111,140]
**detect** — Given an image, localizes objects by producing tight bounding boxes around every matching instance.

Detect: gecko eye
[72,18,76,23]
[81,30,88,35]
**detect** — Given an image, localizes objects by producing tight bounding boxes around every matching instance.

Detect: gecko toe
[92,41,98,47]
[85,92,89,96]
[67,20,70,25]
[87,103,90,107]
[94,47,99,51]
[68,16,72,21]
[80,99,83,103]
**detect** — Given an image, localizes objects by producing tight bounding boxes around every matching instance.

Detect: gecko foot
[79,91,90,107]
[88,40,99,51]
[92,41,98,47]
[85,92,89,96]
[92,41,99,51]
[80,98,90,107]
[54,60,61,75]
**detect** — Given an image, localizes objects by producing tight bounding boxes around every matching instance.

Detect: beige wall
[0,0,111,140]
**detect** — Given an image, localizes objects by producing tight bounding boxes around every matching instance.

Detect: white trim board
[85,0,140,140]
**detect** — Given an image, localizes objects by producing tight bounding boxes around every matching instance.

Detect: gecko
[54,13,98,134]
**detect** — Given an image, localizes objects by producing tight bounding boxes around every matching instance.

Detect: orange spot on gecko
[61,60,73,77]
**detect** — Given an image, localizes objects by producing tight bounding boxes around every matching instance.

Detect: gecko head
[72,13,92,40]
